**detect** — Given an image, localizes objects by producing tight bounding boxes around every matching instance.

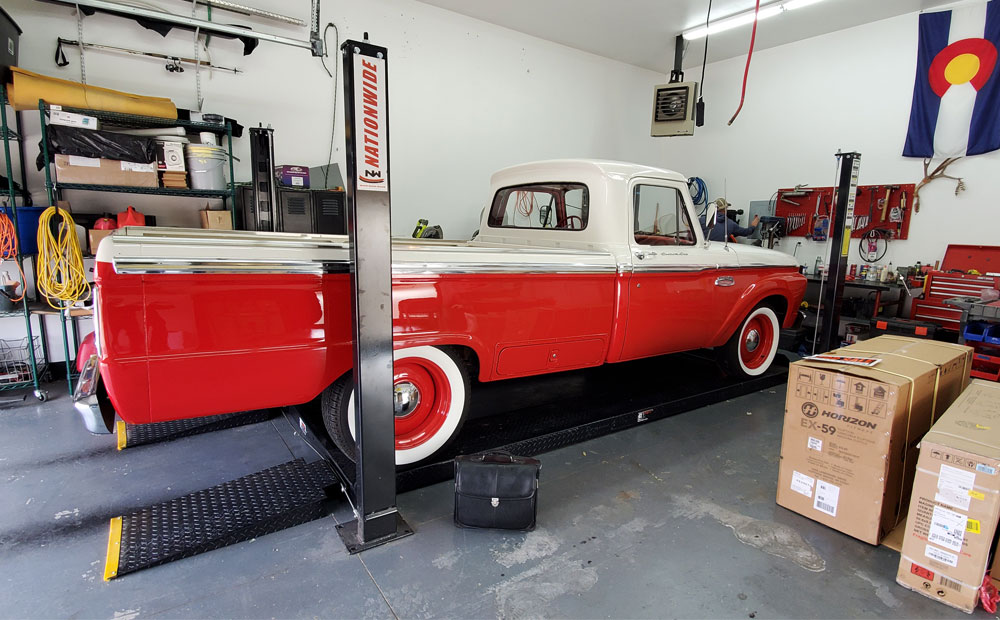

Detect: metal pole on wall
[336,35,412,553]
[819,151,861,354]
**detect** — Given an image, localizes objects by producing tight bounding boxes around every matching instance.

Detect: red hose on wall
[728,0,762,125]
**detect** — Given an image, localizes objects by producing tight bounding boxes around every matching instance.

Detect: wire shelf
[50,105,228,135]
[56,183,231,198]
[0,337,43,386]
[1,127,19,141]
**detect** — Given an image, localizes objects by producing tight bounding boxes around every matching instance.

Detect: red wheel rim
[740,314,774,370]
[393,356,452,450]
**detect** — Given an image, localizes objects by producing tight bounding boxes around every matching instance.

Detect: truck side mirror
[704,204,718,239]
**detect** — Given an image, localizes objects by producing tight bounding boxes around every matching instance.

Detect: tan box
[89,229,114,255]
[54,154,157,188]
[776,336,972,544]
[199,210,232,230]
[896,381,1000,613]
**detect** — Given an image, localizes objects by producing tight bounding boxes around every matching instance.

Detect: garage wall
[3,0,672,362]
[5,0,668,237]
[662,10,1000,271]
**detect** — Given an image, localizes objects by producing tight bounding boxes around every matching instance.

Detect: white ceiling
[417,0,955,73]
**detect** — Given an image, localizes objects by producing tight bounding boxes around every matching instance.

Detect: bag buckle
[491,497,499,508]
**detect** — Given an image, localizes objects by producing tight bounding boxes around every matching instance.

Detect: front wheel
[717,306,780,377]
[321,345,470,466]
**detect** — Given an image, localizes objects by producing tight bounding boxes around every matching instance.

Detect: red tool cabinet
[910,244,1000,331]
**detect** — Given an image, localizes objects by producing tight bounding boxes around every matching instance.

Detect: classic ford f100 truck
[75,159,806,465]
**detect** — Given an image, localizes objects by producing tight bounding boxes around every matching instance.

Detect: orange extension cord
[0,212,27,303]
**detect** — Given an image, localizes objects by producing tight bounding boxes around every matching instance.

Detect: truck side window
[633,185,695,246]
[488,183,589,230]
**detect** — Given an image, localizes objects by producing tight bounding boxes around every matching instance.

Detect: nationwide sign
[354,54,388,192]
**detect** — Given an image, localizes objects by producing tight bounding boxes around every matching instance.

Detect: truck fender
[711,280,796,346]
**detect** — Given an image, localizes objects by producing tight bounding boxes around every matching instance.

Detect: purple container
[275,165,310,189]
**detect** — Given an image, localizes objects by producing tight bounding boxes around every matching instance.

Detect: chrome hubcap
[745,329,761,353]
[393,382,421,418]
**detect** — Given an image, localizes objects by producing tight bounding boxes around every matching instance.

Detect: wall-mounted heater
[650,81,696,137]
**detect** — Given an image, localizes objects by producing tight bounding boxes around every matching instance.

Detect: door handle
[715,275,735,287]
[634,250,657,260]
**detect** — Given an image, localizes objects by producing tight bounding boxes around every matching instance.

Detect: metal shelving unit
[35,100,238,392]
[0,91,50,401]
[55,183,231,198]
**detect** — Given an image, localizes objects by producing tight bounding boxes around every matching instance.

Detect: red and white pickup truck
[75,159,806,464]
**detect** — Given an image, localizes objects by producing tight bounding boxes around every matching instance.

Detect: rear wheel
[321,346,470,466]
[717,305,780,377]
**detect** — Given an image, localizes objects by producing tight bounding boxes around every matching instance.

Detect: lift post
[337,37,412,553]
[818,151,861,354]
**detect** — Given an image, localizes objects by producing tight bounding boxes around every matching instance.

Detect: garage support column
[337,37,412,553]
[819,151,862,354]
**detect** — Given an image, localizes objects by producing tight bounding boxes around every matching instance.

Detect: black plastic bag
[37,125,157,170]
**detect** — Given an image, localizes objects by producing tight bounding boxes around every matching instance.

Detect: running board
[103,459,339,580]
[116,410,277,450]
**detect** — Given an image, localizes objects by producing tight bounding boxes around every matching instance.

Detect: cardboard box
[200,210,232,230]
[89,229,114,255]
[275,165,309,188]
[776,336,972,544]
[896,381,1000,613]
[54,154,157,188]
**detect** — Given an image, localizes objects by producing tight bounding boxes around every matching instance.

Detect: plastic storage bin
[0,206,45,255]
[986,324,1000,346]
[963,321,990,342]
[971,352,1000,382]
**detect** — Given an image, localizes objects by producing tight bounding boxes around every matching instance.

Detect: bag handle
[477,450,514,462]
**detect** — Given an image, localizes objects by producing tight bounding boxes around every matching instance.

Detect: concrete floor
[0,382,979,619]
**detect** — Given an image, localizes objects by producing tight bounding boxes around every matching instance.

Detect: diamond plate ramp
[104,459,339,579]
[117,410,277,450]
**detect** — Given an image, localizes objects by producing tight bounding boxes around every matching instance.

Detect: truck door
[620,179,742,360]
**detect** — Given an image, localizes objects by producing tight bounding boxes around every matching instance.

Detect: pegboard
[773,184,915,240]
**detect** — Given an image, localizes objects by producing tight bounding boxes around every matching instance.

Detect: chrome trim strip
[631,263,797,274]
[391,262,617,275]
[114,227,612,257]
[114,258,351,275]
[113,257,617,275]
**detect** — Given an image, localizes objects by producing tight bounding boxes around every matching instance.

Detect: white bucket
[185,145,227,190]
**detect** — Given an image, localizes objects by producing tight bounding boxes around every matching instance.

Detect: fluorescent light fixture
[682,0,828,40]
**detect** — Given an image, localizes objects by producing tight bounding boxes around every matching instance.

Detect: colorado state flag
[904,1,1000,157]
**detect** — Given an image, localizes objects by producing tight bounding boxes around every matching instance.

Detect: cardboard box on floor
[199,209,232,230]
[776,336,972,545]
[896,380,1000,613]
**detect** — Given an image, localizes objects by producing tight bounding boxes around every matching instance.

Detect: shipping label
[935,464,976,511]
[814,480,840,516]
[807,437,822,452]
[928,505,968,552]
[67,155,100,168]
[925,544,959,568]
[791,470,815,498]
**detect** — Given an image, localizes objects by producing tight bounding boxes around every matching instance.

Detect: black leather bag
[454,452,540,531]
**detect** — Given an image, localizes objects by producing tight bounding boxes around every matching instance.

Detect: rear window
[488,183,588,231]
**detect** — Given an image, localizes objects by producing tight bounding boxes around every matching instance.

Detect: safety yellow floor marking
[104,517,122,581]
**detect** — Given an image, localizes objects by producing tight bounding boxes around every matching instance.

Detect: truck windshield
[488,183,589,231]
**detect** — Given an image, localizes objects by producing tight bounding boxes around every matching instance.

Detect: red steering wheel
[565,215,583,230]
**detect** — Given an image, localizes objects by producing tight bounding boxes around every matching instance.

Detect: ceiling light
[682,0,828,40]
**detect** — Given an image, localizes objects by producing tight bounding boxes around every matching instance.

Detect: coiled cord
[37,206,90,309]
[0,213,26,302]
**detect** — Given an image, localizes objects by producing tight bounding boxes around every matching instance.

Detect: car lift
[814,151,862,354]
[100,39,795,581]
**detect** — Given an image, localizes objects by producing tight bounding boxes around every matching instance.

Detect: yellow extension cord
[37,206,91,309]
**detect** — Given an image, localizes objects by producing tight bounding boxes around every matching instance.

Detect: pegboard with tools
[773,183,914,240]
